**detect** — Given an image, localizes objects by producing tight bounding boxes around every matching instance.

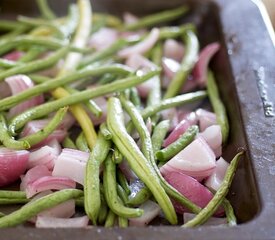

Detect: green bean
[151,42,163,66]
[0,189,83,228]
[107,97,177,224]
[129,87,142,109]
[65,86,103,118]
[121,96,201,214]
[127,184,151,206]
[164,30,199,98]
[61,4,78,38]
[112,147,123,164]
[36,0,56,20]
[9,69,160,133]
[0,20,26,31]
[222,198,237,226]
[93,13,122,29]
[0,59,18,69]
[0,114,30,150]
[156,125,198,162]
[117,170,130,195]
[123,6,188,31]
[98,192,109,225]
[79,39,129,69]
[0,46,69,82]
[75,132,89,152]
[20,107,67,146]
[103,154,143,218]
[0,64,133,111]
[183,151,244,227]
[18,16,65,38]
[28,74,51,83]
[0,36,90,56]
[0,25,30,41]
[84,133,111,225]
[18,47,44,63]
[118,216,128,228]
[0,190,27,199]
[207,71,229,144]
[75,198,84,207]
[62,136,77,149]
[142,91,207,120]
[100,123,112,140]
[151,120,170,155]
[98,73,117,85]
[117,184,128,204]
[104,210,116,227]
[0,212,5,218]
[0,198,29,205]
[159,24,195,40]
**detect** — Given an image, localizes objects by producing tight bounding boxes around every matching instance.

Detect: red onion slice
[192,42,220,87]
[52,148,89,185]
[88,28,119,51]
[118,28,160,58]
[163,112,198,147]
[129,200,161,226]
[86,96,108,126]
[205,157,229,191]
[160,137,216,180]
[28,146,59,170]
[3,51,24,61]
[0,148,29,187]
[183,213,227,226]
[199,125,222,157]
[163,39,184,62]
[47,139,62,156]
[20,165,51,191]
[5,75,44,118]
[26,176,76,198]
[196,108,217,132]
[36,216,89,228]
[162,57,180,80]
[119,160,138,181]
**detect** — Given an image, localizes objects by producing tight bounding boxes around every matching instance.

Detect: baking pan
[0,0,274,239]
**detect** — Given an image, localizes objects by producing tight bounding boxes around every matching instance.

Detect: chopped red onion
[199,125,222,157]
[47,139,62,156]
[205,157,229,191]
[20,165,51,191]
[88,28,119,51]
[52,148,89,185]
[0,148,29,187]
[25,176,76,198]
[129,200,161,226]
[163,39,184,62]
[160,108,179,132]
[118,28,159,58]
[5,75,44,118]
[3,51,24,61]
[196,108,217,131]
[0,82,12,99]
[160,136,216,181]
[192,42,220,88]
[183,213,227,226]
[36,216,89,228]
[28,146,58,170]
[162,57,180,80]
[123,12,139,24]
[163,112,198,147]
[119,160,138,181]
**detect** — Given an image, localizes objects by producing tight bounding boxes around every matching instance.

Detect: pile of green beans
[0,0,241,229]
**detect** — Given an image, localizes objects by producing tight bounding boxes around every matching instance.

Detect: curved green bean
[104,210,116,227]
[223,198,237,226]
[36,0,56,20]
[124,6,188,31]
[156,125,198,162]
[151,120,170,155]
[127,184,151,206]
[84,133,111,225]
[0,114,30,150]
[0,59,18,69]
[164,30,199,98]
[183,151,244,227]
[0,46,69,82]
[103,154,143,218]
[98,192,109,225]
[207,71,229,143]
[0,64,133,111]
[75,132,89,152]
[107,97,177,224]
[117,170,130,195]
[112,147,123,164]
[62,136,77,149]
[100,123,112,140]
[20,107,68,146]
[9,69,160,133]
[120,96,201,214]
[0,189,83,228]
[159,24,195,40]
[117,184,128,205]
